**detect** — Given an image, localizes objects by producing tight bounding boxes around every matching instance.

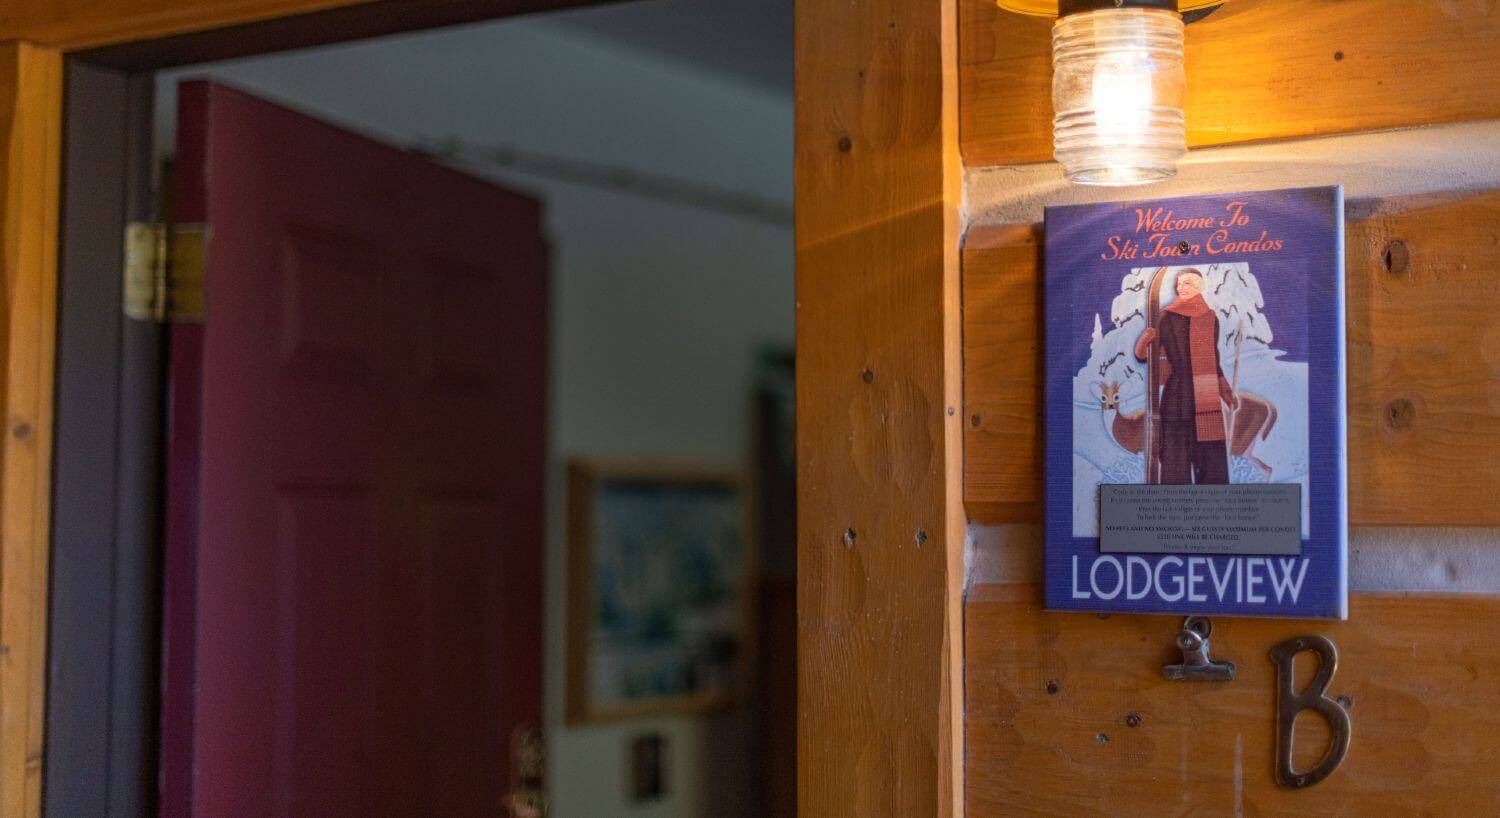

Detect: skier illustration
[1133,268,1238,484]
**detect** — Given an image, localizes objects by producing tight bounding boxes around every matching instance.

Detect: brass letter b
[1268,635,1351,788]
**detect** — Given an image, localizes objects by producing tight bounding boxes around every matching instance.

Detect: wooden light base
[963,190,1500,526]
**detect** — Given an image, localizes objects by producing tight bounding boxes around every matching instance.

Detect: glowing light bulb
[1092,50,1153,141]
[1052,3,1186,185]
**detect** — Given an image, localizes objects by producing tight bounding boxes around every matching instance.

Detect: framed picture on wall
[566,461,755,723]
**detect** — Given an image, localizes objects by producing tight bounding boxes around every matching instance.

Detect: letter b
[1268,635,1351,788]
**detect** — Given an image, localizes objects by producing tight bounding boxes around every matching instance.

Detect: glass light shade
[1052,8,1186,185]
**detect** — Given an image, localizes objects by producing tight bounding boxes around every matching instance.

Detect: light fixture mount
[995,0,1221,18]
[1059,0,1178,16]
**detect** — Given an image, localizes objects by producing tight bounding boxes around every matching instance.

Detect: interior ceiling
[550,0,793,94]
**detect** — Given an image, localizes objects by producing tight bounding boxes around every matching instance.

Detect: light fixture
[999,0,1219,186]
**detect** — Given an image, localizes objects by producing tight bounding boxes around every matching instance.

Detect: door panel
[161,80,546,818]
[276,488,379,817]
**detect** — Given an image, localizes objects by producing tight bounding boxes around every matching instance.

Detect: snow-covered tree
[1202,263,1273,353]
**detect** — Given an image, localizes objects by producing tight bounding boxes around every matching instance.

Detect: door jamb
[45,61,160,817]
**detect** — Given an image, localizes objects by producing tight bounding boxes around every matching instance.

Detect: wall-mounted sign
[1043,186,1348,618]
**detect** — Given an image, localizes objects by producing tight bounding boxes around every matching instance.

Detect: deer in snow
[1092,380,1279,478]
[1091,381,1146,455]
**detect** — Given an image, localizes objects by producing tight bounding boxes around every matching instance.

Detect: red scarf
[1164,294,1224,442]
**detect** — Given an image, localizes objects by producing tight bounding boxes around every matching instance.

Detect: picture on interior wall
[1073,262,1308,536]
[1042,187,1348,619]
[567,461,753,723]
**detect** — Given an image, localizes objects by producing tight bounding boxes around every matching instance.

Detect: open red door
[161,81,546,817]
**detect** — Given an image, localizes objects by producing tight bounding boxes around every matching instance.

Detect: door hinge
[123,222,207,323]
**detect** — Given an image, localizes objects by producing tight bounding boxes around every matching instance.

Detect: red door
[160,81,547,818]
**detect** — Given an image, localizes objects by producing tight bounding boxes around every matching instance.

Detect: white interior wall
[963,120,1500,592]
[157,17,793,818]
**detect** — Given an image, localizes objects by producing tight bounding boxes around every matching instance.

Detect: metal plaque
[1099,483,1301,555]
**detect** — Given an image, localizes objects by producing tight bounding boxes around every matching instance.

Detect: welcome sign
[1043,187,1348,619]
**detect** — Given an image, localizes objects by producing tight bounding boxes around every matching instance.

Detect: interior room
[6,1,1500,817]
[41,2,793,816]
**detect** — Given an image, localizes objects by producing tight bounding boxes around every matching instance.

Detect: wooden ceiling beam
[0,0,369,51]
[0,0,611,59]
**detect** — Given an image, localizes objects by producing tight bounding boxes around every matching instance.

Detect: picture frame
[566,460,756,724]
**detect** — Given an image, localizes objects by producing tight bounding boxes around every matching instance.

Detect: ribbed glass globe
[1052,8,1186,185]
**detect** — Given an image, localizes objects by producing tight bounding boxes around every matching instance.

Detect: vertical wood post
[794,0,963,812]
[0,40,62,818]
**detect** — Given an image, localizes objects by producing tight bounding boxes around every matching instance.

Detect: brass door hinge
[123,222,207,323]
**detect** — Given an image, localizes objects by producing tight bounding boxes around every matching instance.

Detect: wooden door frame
[0,0,964,816]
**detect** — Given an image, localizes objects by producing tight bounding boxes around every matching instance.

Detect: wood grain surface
[795,0,965,811]
[960,0,1500,167]
[0,0,365,50]
[962,224,1042,524]
[0,41,61,818]
[966,584,1500,816]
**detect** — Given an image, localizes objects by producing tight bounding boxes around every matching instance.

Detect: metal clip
[1163,616,1235,681]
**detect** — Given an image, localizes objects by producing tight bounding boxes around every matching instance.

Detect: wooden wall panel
[960,0,1500,167]
[1345,193,1500,525]
[962,224,1041,523]
[966,584,1500,815]
[796,0,964,812]
[0,41,61,818]
[963,191,1500,526]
